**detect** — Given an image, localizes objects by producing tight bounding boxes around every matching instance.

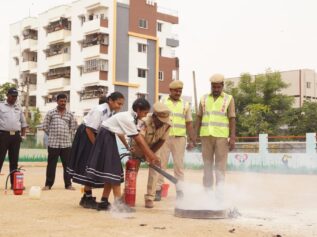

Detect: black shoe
[80,196,98,209]
[154,190,161,201]
[97,200,111,211]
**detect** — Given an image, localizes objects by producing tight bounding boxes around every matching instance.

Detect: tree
[0,82,16,101]
[239,104,273,136]
[27,108,42,134]
[225,69,294,136]
[285,101,317,135]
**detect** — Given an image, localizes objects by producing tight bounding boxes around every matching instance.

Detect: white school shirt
[101,111,139,137]
[83,103,113,131]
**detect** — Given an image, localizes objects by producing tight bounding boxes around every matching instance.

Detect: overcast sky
[1,0,317,98]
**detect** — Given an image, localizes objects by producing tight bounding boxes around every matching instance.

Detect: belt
[0,130,20,135]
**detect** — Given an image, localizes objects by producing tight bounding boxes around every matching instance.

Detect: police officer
[0,87,27,187]
[156,80,196,200]
[130,102,171,208]
[195,74,236,200]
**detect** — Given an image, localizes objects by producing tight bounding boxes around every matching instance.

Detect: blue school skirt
[86,127,124,185]
[67,124,105,188]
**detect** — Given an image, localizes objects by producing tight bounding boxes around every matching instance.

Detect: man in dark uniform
[0,87,27,187]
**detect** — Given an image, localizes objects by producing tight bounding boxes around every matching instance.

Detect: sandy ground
[1,163,317,237]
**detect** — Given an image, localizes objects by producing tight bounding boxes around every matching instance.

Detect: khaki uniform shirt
[0,101,27,131]
[197,92,236,118]
[131,113,170,157]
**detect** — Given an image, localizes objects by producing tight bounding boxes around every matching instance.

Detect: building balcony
[81,70,108,85]
[21,39,37,51]
[82,44,108,58]
[82,18,108,34]
[21,61,37,72]
[47,29,71,44]
[47,53,70,67]
[46,77,70,90]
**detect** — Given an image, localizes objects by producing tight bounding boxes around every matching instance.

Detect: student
[67,92,125,209]
[86,98,160,212]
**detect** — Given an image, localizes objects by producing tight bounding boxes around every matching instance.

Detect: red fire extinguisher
[124,158,140,207]
[4,167,25,195]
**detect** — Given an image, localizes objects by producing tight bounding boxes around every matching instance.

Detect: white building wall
[128,36,147,88]
[157,20,176,58]
[9,22,22,83]
[9,0,178,120]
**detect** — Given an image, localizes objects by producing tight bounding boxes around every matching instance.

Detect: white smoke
[175,181,226,210]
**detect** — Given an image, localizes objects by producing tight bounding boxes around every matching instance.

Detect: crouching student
[85,98,161,212]
[130,102,171,208]
[67,92,125,209]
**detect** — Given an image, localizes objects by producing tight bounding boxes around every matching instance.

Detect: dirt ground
[1,163,317,237]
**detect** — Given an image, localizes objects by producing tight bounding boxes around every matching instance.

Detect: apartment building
[227,69,317,108]
[9,0,179,120]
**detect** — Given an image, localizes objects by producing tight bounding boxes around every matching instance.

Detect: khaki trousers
[201,136,229,188]
[144,150,161,201]
[145,136,186,200]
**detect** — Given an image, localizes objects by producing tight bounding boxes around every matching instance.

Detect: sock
[84,190,92,198]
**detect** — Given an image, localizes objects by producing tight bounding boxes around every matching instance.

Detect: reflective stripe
[201,122,229,128]
[173,124,186,129]
[172,113,185,118]
[203,111,226,116]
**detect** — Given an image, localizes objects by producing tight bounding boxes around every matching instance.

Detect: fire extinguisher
[4,167,25,195]
[124,158,140,207]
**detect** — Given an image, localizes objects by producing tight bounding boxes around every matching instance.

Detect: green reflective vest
[162,97,188,136]
[200,93,232,137]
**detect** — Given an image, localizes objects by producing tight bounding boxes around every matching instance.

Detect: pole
[192,71,198,114]
[24,76,30,120]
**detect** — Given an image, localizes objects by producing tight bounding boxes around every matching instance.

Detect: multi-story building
[227,69,317,108]
[9,0,179,120]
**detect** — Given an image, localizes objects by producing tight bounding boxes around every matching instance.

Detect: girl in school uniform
[67,92,125,209]
[86,98,160,212]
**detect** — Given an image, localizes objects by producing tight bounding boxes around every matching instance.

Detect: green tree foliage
[27,108,42,134]
[226,70,294,136]
[0,82,17,101]
[285,101,317,135]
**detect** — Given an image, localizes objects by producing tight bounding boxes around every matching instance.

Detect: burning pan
[174,208,227,219]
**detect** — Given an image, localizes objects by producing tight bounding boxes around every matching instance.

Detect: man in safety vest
[156,80,196,200]
[195,74,236,199]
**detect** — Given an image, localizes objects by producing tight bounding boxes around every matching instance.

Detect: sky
[1,0,317,98]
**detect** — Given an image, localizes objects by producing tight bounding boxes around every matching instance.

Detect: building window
[137,43,147,53]
[83,59,108,73]
[138,19,148,29]
[159,47,162,56]
[80,16,85,25]
[307,82,311,88]
[14,57,19,66]
[157,22,162,32]
[159,71,164,81]
[138,68,147,78]
[14,36,20,45]
[172,70,177,80]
